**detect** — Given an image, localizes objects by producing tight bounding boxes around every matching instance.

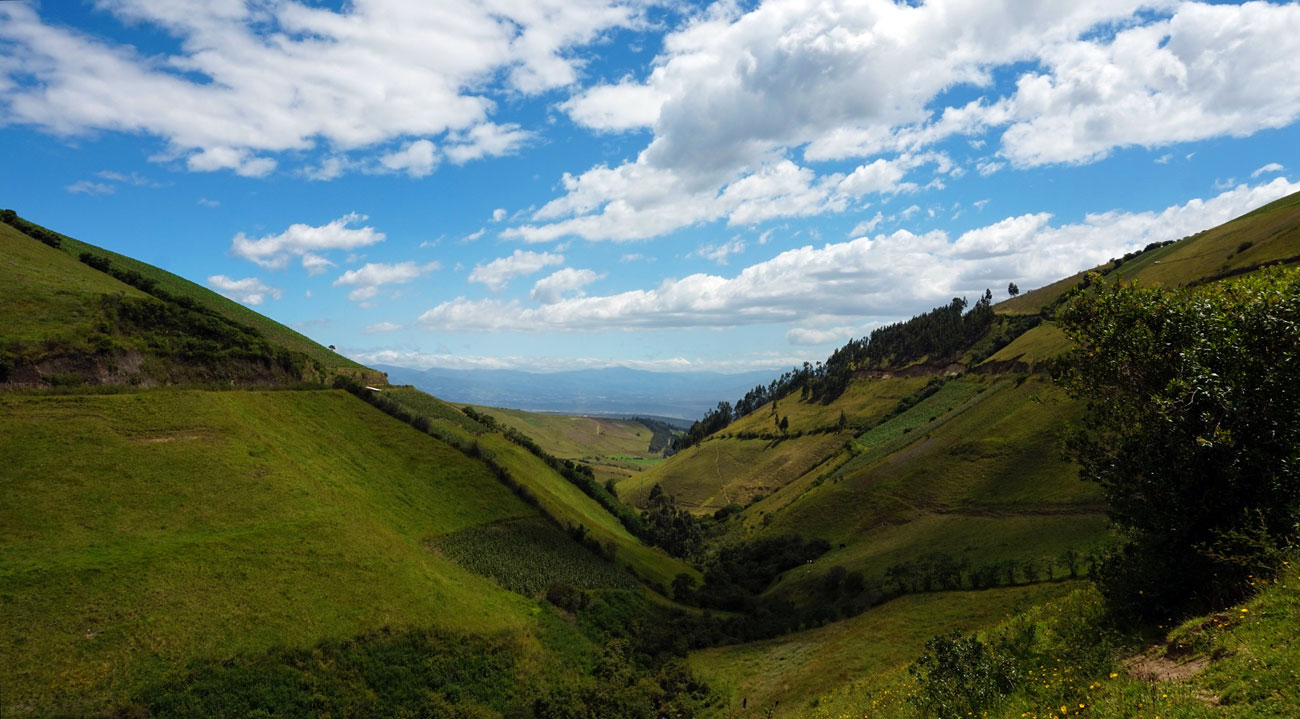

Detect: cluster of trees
[2,209,61,249]
[104,294,303,376]
[642,485,704,559]
[1057,266,1300,619]
[884,550,1091,595]
[676,291,999,451]
[673,534,831,611]
[629,416,677,454]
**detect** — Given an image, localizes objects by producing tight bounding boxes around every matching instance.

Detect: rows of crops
[434,518,641,597]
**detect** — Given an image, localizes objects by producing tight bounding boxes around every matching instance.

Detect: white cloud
[530,268,603,304]
[95,170,160,187]
[301,253,335,276]
[999,3,1300,166]
[505,159,850,243]
[333,261,439,302]
[443,123,532,164]
[849,212,883,237]
[207,275,282,306]
[786,326,859,347]
[363,321,404,334]
[232,212,385,269]
[491,208,507,222]
[197,197,220,207]
[66,180,115,195]
[349,349,807,374]
[562,79,667,132]
[696,238,746,266]
[423,179,1300,333]
[0,0,643,176]
[1252,163,1285,178]
[517,1,1300,244]
[468,250,564,292]
[186,147,276,177]
[379,140,437,178]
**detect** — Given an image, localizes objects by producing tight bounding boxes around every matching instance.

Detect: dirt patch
[133,434,209,444]
[1125,653,1210,682]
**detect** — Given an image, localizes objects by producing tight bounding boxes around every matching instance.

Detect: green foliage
[693,534,831,612]
[632,415,678,454]
[908,630,1022,719]
[436,519,640,597]
[643,484,704,559]
[130,627,522,718]
[1056,267,1300,619]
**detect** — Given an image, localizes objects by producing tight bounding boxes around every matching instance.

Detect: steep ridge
[1,213,376,387]
[0,215,707,717]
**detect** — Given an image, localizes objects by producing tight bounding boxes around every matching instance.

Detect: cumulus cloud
[380,140,437,177]
[349,349,808,374]
[363,321,404,334]
[424,179,1300,332]
[786,326,859,347]
[333,261,439,302]
[849,212,883,237]
[66,180,115,195]
[515,1,1300,243]
[468,250,564,292]
[443,123,533,164]
[231,212,385,269]
[207,275,282,306]
[301,253,335,276]
[998,3,1300,166]
[531,268,603,304]
[696,238,746,266]
[0,0,643,176]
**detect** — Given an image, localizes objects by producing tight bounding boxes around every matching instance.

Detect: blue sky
[3,0,1300,373]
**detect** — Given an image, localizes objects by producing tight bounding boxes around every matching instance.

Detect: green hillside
[658,193,1300,718]
[3,191,1298,719]
[1,213,371,384]
[0,389,544,714]
[380,388,699,589]
[467,405,677,488]
[0,217,715,717]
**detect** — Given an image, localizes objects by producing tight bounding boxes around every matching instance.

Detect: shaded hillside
[379,387,699,590]
[1,211,371,384]
[466,404,680,488]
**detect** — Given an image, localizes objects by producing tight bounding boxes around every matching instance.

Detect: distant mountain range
[372,364,780,419]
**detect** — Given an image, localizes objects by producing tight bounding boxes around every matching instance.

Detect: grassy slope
[5,215,362,373]
[1122,189,1300,287]
[692,582,1077,719]
[756,376,1104,598]
[1,222,149,347]
[469,405,658,460]
[381,388,699,588]
[0,389,543,715]
[626,377,928,512]
[468,405,670,487]
[795,566,1300,719]
[981,321,1073,366]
